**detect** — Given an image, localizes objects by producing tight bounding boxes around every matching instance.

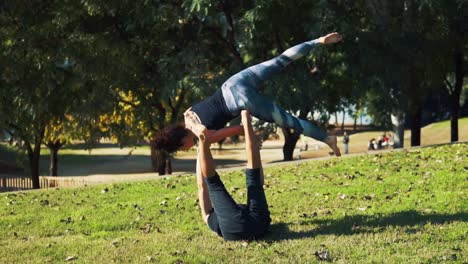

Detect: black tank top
[191,89,235,130]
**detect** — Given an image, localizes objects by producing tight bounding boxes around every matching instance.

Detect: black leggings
[206,168,271,241]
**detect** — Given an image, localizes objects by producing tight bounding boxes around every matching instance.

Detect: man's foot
[240,110,251,124]
[325,135,341,157]
[184,111,207,140]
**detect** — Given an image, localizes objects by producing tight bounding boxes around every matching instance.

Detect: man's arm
[196,151,213,224]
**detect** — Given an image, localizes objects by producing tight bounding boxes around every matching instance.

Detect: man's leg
[241,110,270,218]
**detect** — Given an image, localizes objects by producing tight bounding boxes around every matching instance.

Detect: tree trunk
[47,140,65,176]
[391,112,405,148]
[450,101,460,142]
[50,147,58,176]
[353,116,358,132]
[155,149,168,175]
[410,106,422,147]
[449,50,464,142]
[341,110,346,132]
[150,139,167,175]
[166,158,172,175]
[282,128,300,161]
[27,141,42,189]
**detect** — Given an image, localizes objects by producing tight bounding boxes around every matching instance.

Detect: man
[187,110,271,241]
[343,131,350,154]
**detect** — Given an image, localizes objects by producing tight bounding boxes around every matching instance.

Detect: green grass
[1,143,467,263]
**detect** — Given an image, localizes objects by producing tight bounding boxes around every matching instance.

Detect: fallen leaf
[65,256,77,261]
[441,254,457,261]
[140,223,153,234]
[111,240,119,247]
[351,223,360,231]
[314,249,330,261]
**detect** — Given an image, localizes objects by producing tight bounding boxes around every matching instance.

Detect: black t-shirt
[343,135,349,144]
[191,89,235,130]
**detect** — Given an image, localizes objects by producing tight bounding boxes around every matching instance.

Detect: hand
[319,32,342,44]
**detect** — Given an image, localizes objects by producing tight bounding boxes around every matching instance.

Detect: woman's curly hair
[153,124,191,153]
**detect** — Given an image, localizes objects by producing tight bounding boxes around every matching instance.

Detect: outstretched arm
[185,110,217,223]
[196,151,213,224]
[207,125,244,144]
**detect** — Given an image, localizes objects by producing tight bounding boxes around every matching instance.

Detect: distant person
[377,136,384,149]
[368,138,376,151]
[154,32,343,156]
[190,110,271,241]
[342,131,350,154]
[382,132,390,148]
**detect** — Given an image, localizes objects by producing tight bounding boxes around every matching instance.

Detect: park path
[76,140,328,185]
[76,140,391,185]
[69,140,466,186]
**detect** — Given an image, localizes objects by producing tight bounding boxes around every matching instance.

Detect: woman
[155,32,343,155]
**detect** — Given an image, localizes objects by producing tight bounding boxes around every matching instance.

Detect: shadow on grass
[38,154,245,176]
[263,210,467,241]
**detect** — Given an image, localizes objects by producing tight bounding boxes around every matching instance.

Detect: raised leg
[241,110,270,218]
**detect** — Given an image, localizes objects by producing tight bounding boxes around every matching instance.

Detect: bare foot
[325,135,341,157]
[184,111,207,140]
[241,110,251,123]
[319,32,343,44]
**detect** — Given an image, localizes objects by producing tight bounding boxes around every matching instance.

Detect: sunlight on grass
[1,143,466,263]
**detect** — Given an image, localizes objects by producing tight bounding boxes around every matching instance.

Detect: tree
[362,0,450,147]
[438,1,468,142]
[0,0,123,185]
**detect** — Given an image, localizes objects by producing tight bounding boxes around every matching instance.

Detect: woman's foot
[184,111,207,140]
[325,135,341,157]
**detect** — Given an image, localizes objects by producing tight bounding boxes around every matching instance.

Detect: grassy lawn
[0,143,466,263]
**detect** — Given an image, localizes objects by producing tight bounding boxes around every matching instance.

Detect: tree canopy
[1,0,466,182]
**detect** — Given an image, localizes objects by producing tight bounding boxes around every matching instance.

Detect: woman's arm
[207,125,244,144]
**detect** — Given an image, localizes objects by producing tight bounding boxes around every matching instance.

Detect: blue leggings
[221,39,327,141]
